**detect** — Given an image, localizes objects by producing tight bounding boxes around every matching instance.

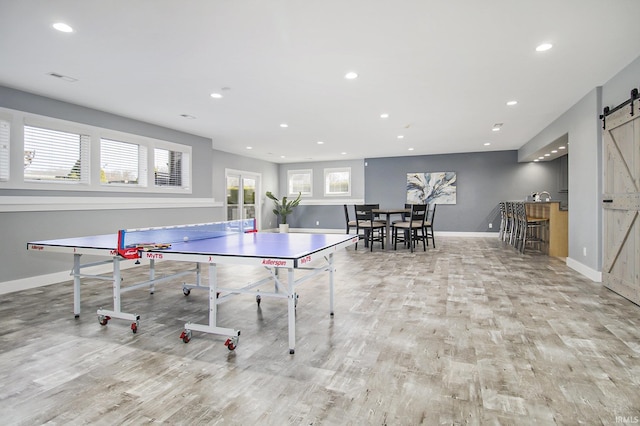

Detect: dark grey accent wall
[364,150,564,232]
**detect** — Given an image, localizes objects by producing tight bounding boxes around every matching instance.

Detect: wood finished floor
[1,237,639,425]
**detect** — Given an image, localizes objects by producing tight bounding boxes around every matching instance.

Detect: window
[324,167,351,196]
[0,107,193,193]
[288,169,312,196]
[154,147,190,189]
[23,125,90,183]
[100,138,145,185]
[0,120,8,181]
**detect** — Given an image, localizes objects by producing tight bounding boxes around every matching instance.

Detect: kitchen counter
[525,201,568,257]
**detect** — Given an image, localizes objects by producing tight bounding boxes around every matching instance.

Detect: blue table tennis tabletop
[30,232,356,260]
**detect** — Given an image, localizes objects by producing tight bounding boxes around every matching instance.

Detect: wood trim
[0,196,221,212]
[525,202,568,257]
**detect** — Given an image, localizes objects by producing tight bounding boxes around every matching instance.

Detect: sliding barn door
[602,97,640,305]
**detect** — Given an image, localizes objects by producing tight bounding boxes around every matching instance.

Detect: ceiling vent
[47,72,78,82]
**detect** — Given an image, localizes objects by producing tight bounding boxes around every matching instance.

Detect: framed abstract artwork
[406,172,457,204]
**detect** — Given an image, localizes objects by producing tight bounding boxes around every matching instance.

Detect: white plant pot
[279,224,289,233]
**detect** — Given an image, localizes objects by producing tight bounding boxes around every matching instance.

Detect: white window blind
[24,125,90,183]
[0,120,9,181]
[100,138,140,185]
[154,148,189,188]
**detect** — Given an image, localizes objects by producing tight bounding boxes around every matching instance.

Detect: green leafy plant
[266,191,302,225]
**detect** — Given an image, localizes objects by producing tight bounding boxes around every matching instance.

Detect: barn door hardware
[600,87,639,129]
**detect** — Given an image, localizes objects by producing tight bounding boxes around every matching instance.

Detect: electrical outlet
[316,221,320,226]
[583,247,587,256]
[488,223,493,229]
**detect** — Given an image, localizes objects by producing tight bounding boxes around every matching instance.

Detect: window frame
[0,118,9,182]
[0,107,192,194]
[324,167,351,196]
[99,137,145,187]
[287,169,313,196]
[22,121,91,186]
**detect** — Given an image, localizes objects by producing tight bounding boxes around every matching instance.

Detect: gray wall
[0,86,278,288]
[364,150,564,232]
[211,149,279,230]
[0,86,214,198]
[518,54,640,274]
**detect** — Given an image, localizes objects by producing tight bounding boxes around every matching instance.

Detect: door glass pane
[243,177,256,219]
[227,175,239,220]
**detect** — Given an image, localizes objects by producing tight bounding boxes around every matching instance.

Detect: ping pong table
[27,220,358,354]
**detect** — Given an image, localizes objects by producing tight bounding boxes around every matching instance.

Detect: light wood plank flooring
[1,237,639,425]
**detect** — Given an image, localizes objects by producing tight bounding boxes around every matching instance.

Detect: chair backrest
[354,204,373,220]
[401,203,412,220]
[427,203,437,225]
[343,204,351,222]
[364,203,380,219]
[410,203,428,225]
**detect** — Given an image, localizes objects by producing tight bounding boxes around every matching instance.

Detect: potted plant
[266,191,302,233]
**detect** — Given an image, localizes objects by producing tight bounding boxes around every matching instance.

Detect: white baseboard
[0,258,154,295]
[566,257,602,282]
[436,231,500,238]
[285,228,500,237]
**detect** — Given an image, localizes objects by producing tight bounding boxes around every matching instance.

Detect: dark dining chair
[354,204,385,251]
[425,203,437,247]
[392,204,427,252]
[392,203,412,247]
[343,204,357,234]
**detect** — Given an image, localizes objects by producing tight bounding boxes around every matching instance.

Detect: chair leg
[409,228,414,253]
[393,227,397,250]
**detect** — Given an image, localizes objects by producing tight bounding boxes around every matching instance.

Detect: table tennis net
[117,219,256,258]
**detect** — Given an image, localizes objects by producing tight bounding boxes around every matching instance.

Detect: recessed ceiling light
[341,152,347,155]
[492,123,503,132]
[180,114,196,119]
[559,146,566,150]
[53,22,74,33]
[484,142,491,146]
[544,153,551,157]
[551,150,558,153]
[506,100,518,106]
[210,93,223,99]
[280,155,285,158]
[280,123,288,128]
[397,135,404,139]
[408,148,414,151]
[344,72,358,80]
[380,113,389,119]
[317,141,324,145]
[534,159,539,162]
[536,43,553,52]
[246,146,253,150]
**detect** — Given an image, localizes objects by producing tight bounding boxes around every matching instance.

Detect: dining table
[372,207,411,251]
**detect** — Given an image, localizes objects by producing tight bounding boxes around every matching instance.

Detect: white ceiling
[1,0,640,164]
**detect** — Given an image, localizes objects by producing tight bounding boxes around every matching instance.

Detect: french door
[226,169,260,228]
[602,96,640,305]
